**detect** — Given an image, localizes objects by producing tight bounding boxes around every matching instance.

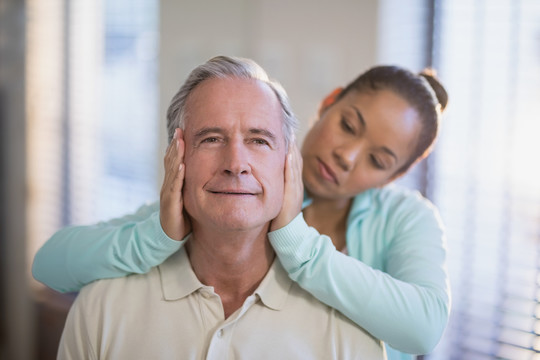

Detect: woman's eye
[370,155,385,170]
[340,118,354,134]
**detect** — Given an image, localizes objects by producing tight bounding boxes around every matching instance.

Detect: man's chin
[204,214,272,233]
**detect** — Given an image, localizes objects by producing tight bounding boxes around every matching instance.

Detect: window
[27,0,159,277]
[427,1,540,358]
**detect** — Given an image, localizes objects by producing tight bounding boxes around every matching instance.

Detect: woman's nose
[333,141,361,171]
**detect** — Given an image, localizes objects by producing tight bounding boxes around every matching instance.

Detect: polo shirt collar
[254,259,294,311]
[158,246,204,301]
[158,246,294,310]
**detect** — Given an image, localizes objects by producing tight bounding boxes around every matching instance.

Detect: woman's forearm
[32,202,183,293]
[269,213,450,354]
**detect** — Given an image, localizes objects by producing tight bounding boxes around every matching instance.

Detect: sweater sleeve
[32,202,184,293]
[268,211,450,356]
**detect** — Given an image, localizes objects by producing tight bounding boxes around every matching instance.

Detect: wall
[158,0,431,187]
[159,0,384,179]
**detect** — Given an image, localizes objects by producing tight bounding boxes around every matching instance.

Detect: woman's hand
[270,140,304,231]
[159,128,191,240]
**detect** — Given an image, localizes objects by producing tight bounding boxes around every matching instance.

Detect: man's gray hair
[166,55,298,147]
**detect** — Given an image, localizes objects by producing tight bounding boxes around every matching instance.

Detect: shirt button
[217,329,224,338]
[201,291,211,299]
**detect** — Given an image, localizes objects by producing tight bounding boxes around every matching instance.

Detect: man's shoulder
[77,248,191,308]
[78,266,162,305]
[270,262,377,334]
[286,281,364,326]
[250,262,385,358]
[278,282,384,356]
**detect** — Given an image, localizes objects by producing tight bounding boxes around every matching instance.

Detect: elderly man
[57,56,385,359]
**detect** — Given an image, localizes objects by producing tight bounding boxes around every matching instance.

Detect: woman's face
[301,89,421,201]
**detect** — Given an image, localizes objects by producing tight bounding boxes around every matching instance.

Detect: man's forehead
[183,77,284,133]
[187,77,272,103]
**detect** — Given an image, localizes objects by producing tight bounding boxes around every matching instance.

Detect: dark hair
[338,65,448,175]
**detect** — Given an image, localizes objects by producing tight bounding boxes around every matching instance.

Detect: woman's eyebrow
[379,147,398,161]
[352,106,366,128]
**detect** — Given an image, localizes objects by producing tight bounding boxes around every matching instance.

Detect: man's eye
[252,138,270,146]
[340,118,354,134]
[201,137,219,143]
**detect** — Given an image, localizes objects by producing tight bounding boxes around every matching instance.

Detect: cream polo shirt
[58,247,385,360]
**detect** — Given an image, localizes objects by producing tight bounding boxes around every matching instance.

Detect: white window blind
[427,1,540,358]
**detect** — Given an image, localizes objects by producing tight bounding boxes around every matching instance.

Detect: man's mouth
[208,190,257,195]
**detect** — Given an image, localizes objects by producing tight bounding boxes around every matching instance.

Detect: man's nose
[223,141,251,176]
[333,141,361,172]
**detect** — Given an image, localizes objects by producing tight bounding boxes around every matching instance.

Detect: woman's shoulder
[369,184,439,218]
[360,185,444,237]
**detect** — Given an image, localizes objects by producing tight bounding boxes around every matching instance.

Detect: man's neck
[185,224,275,319]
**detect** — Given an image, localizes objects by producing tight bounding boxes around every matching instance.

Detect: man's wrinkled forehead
[183,77,285,139]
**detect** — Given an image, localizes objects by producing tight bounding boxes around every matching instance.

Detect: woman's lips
[317,159,338,185]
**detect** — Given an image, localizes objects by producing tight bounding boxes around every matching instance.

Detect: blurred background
[1,0,540,359]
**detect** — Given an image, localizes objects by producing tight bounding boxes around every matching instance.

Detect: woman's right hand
[159,128,191,240]
[270,140,304,232]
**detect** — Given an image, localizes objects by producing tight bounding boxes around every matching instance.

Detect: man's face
[182,77,287,233]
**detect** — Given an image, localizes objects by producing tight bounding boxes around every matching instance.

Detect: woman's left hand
[270,140,304,231]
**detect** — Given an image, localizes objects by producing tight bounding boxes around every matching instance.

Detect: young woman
[33,63,450,359]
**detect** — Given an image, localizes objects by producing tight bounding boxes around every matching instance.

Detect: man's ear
[318,87,344,115]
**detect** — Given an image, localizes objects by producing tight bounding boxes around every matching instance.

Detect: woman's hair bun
[420,69,448,111]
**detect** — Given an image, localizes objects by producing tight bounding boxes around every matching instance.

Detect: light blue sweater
[32,184,450,359]
[269,185,450,359]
